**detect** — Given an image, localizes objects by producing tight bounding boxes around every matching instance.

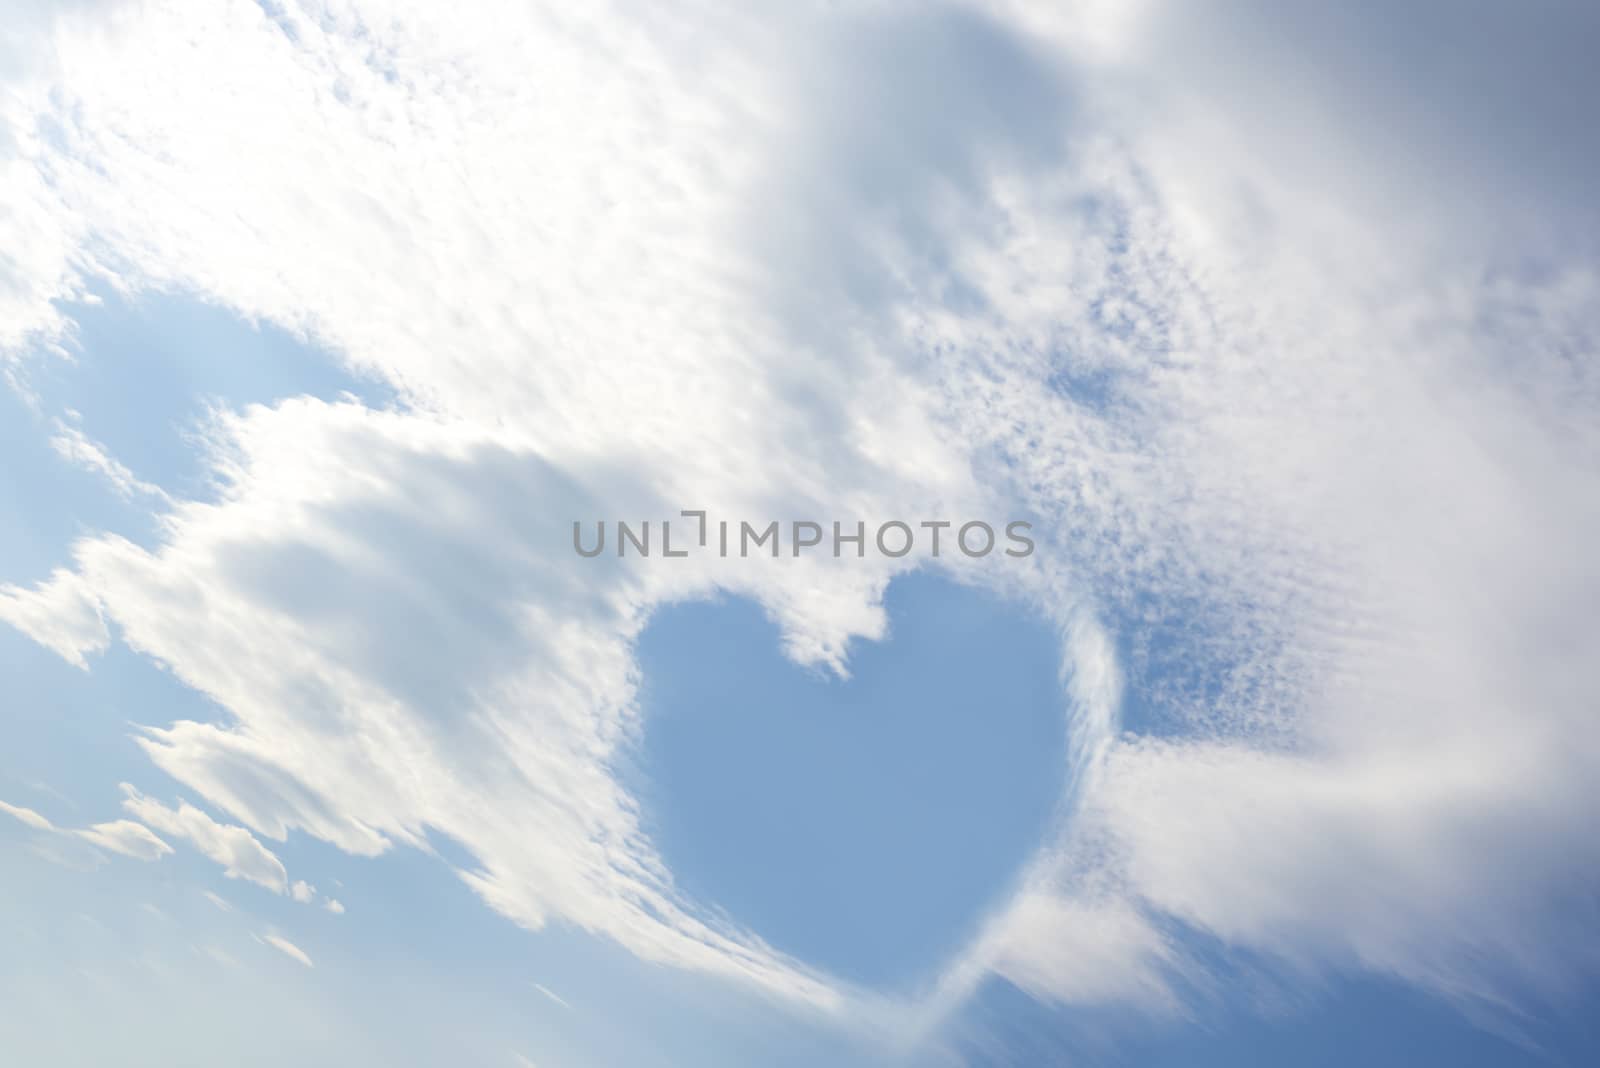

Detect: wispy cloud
[0,0,1595,1053]
[121,786,288,895]
[531,983,571,1012]
[0,799,54,832]
[259,933,313,969]
[1,798,172,862]
[76,820,174,862]
[48,419,169,503]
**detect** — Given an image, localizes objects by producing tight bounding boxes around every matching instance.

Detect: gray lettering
[834,521,865,557]
[876,521,913,557]
[662,520,688,557]
[741,520,779,557]
[792,521,823,556]
[1004,521,1035,558]
[958,521,995,557]
[618,521,649,557]
[681,510,708,546]
[574,521,605,557]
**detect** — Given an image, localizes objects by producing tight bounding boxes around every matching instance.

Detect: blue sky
[3,2,1599,1066]
[630,573,1066,991]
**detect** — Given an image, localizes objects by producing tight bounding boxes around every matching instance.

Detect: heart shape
[629,571,1068,989]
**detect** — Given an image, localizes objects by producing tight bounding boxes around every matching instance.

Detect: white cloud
[48,420,170,503]
[0,799,54,831]
[75,820,174,862]
[121,786,289,895]
[987,893,1180,1011]
[1,797,172,862]
[259,933,313,969]
[323,898,345,915]
[289,880,315,904]
[0,0,1595,1048]
[0,568,109,670]
[532,983,571,1012]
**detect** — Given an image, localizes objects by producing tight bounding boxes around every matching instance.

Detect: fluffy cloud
[0,0,1595,1048]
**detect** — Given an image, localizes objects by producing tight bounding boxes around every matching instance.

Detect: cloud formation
[0,0,1595,1051]
[121,787,290,895]
[1,797,173,862]
[259,933,314,969]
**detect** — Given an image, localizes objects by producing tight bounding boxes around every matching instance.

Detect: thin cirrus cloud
[258,933,314,969]
[118,787,289,894]
[8,784,355,912]
[1,797,172,862]
[0,0,1595,1057]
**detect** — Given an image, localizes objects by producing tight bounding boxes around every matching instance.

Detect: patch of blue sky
[51,287,393,480]
[0,805,881,1067]
[3,621,882,1066]
[0,377,162,587]
[1,288,394,585]
[0,291,894,1063]
[627,569,1068,992]
[1106,587,1257,738]
[0,622,228,817]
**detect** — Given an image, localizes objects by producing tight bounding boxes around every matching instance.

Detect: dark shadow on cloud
[215,435,631,727]
[1145,0,1600,256]
[727,3,1078,514]
[751,2,1075,338]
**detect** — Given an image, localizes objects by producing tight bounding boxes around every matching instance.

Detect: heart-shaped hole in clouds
[628,572,1068,990]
